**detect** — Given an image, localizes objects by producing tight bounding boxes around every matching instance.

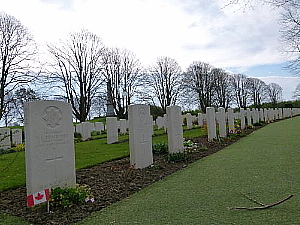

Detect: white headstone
[163,114,168,133]
[106,117,118,144]
[252,108,257,124]
[264,108,269,122]
[197,113,204,127]
[239,108,246,129]
[246,108,252,126]
[128,104,153,169]
[0,128,11,149]
[150,116,154,136]
[75,123,82,134]
[11,128,22,146]
[94,122,104,134]
[218,107,226,138]
[186,113,192,129]
[167,105,184,153]
[227,108,235,133]
[24,100,76,196]
[80,122,92,141]
[278,108,283,119]
[268,109,274,122]
[156,116,164,129]
[259,109,264,122]
[119,119,127,134]
[206,107,217,141]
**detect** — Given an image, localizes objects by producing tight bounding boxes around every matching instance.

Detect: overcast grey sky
[1,0,299,100]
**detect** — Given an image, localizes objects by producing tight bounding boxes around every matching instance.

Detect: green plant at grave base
[167,152,189,163]
[50,184,94,208]
[183,140,198,153]
[202,124,208,135]
[227,132,240,139]
[183,140,194,147]
[14,143,25,152]
[253,122,265,127]
[91,131,101,136]
[0,127,205,192]
[152,142,168,154]
[150,164,164,170]
[199,146,209,152]
[0,148,15,155]
[74,132,82,139]
[246,125,254,129]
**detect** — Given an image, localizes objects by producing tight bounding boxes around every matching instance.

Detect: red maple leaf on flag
[35,193,44,200]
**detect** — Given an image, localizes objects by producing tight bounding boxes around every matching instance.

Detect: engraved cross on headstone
[45,147,64,184]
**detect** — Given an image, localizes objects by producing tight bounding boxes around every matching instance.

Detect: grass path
[79,117,300,225]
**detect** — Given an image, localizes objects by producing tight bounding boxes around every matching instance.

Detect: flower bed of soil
[0,128,257,225]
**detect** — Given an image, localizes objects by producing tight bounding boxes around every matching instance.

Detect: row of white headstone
[23,100,300,207]
[74,107,300,146]
[75,118,128,143]
[23,101,185,200]
[204,107,300,141]
[0,128,23,150]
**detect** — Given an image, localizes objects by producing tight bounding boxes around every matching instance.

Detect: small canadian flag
[27,189,50,207]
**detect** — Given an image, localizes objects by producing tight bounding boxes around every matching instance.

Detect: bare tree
[143,56,183,112]
[212,68,233,109]
[292,83,300,99]
[47,29,104,122]
[226,0,300,74]
[89,93,107,118]
[0,12,37,122]
[230,73,250,108]
[10,87,41,123]
[247,77,268,108]
[183,61,215,113]
[101,47,142,118]
[177,88,199,111]
[279,1,300,74]
[267,82,283,106]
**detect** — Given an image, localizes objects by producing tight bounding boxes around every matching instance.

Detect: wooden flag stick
[230,194,293,211]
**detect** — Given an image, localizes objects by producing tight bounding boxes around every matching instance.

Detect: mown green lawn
[78,117,300,224]
[0,127,204,191]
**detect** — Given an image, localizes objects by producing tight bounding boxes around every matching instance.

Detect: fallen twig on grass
[230,193,293,211]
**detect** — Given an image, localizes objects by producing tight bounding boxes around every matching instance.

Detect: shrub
[199,146,208,152]
[91,131,101,136]
[183,140,194,147]
[167,152,189,163]
[153,142,168,154]
[14,143,25,152]
[253,122,265,127]
[50,184,94,208]
[74,132,82,139]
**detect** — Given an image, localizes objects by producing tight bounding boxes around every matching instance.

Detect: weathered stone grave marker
[11,128,22,146]
[0,128,11,149]
[240,108,246,129]
[156,116,164,129]
[119,119,127,134]
[206,107,217,141]
[106,117,118,144]
[167,105,184,153]
[80,122,92,141]
[186,113,192,129]
[94,122,104,134]
[218,107,226,138]
[24,100,76,203]
[198,113,204,127]
[227,108,235,133]
[129,104,153,169]
[246,108,252,126]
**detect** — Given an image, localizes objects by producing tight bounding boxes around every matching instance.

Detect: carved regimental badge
[42,106,63,129]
